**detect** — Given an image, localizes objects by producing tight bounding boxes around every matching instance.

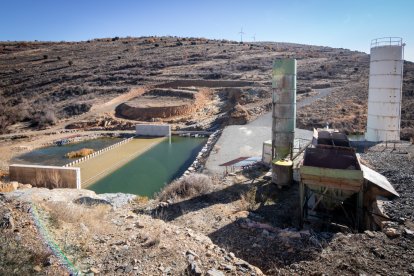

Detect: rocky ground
[1,143,413,275]
[1,36,414,275]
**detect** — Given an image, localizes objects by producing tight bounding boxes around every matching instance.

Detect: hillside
[1,151,414,275]
[1,36,413,139]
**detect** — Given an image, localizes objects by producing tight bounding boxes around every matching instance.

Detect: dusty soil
[140,152,414,275]
[115,88,211,121]
[2,147,412,276]
[1,36,414,275]
[1,188,264,275]
[1,36,413,171]
[1,36,413,138]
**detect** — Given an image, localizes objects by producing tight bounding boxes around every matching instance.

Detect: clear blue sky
[1,0,413,61]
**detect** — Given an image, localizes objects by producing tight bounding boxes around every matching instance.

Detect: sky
[0,0,413,61]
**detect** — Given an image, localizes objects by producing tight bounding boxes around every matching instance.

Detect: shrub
[66,148,94,159]
[57,56,61,61]
[158,174,213,202]
[31,110,57,128]
[68,60,73,66]
[43,55,48,60]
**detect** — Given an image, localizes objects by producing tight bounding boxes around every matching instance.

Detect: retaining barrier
[178,129,222,180]
[63,137,134,167]
[10,164,81,189]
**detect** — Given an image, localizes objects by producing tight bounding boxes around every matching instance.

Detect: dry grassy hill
[0,36,413,138]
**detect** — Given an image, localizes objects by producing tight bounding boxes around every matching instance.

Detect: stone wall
[9,164,80,189]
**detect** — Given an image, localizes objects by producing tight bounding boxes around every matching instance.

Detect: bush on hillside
[158,174,213,202]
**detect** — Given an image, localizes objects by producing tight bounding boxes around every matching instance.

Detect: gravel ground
[361,144,414,221]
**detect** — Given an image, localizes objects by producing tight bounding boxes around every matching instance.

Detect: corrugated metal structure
[366,37,404,142]
[271,59,296,186]
[300,129,400,231]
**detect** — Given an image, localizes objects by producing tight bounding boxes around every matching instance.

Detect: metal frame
[300,181,363,231]
[371,37,403,48]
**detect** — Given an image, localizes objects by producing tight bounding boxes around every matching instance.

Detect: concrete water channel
[74,137,165,187]
[13,136,207,197]
[88,136,207,197]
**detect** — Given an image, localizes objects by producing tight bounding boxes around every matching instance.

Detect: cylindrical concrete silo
[271,59,296,186]
[366,37,404,142]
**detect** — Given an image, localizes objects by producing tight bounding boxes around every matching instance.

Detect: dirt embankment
[115,88,211,120]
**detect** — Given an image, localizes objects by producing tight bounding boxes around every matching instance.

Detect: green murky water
[11,138,123,166]
[88,136,207,197]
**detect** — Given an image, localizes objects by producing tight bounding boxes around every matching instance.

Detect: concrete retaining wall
[9,164,80,189]
[136,124,171,137]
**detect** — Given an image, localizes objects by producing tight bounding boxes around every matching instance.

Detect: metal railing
[371,37,403,48]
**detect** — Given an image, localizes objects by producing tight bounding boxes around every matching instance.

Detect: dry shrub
[158,173,213,202]
[238,186,258,211]
[66,148,94,159]
[134,195,149,205]
[42,202,111,233]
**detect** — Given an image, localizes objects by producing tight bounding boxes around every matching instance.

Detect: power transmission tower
[239,27,245,43]
[252,33,256,42]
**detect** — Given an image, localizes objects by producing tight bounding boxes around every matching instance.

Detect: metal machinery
[300,130,364,230]
[366,37,405,142]
[271,59,296,186]
[299,129,400,231]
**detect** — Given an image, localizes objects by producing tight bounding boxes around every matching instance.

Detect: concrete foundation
[9,164,80,189]
[136,124,171,137]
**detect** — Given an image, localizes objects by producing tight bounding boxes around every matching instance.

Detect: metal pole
[299,182,304,228]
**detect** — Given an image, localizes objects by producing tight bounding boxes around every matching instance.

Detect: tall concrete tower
[271,59,296,186]
[366,37,404,142]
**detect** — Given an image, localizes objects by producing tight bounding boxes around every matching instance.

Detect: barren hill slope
[0,37,413,138]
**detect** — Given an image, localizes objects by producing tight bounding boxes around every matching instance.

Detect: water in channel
[88,136,207,197]
[11,138,123,166]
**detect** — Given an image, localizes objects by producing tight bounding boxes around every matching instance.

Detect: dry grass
[238,186,259,212]
[66,148,94,159]
[133,195,149,205]
[41,202,111,233]
[157,173,213,202]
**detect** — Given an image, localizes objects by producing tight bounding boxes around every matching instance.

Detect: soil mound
[115,88,208,120]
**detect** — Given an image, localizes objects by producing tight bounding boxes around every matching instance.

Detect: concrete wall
[9,164,80,189]
[136,124,171,137]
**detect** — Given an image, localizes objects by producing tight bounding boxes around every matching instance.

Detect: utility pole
[239,27,245,43]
